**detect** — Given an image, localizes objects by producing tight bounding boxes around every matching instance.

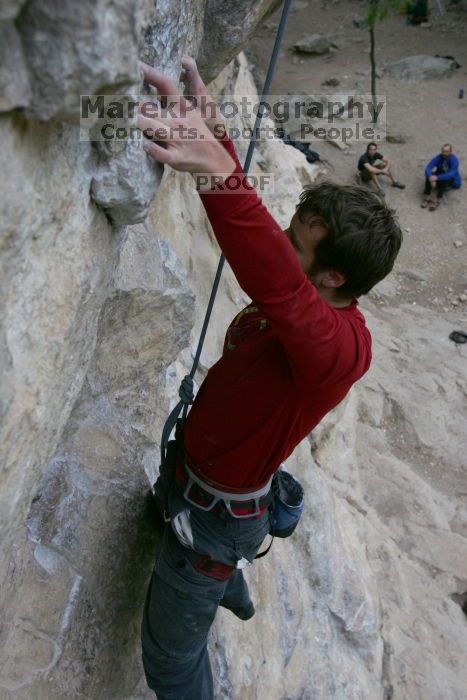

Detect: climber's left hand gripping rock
[137,60,235,179]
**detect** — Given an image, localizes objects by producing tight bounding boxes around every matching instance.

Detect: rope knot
[179,375,194,404]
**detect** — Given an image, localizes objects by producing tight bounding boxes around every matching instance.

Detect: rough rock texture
[383,55,458,81]
[17,0,142,123]
[1,225,194,698]
[306,297,467,700]
[93,0,279,224]
[91,135,164,226]
[0,22,31,112]
[196,0,283,84]
[11,0,282,225]
[0,0,27,21]
[1,4,467,700]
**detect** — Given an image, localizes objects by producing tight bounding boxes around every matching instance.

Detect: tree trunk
[369,24,377,123]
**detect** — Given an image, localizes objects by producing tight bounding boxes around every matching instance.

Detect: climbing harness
[155,1,299,532]
[181,463,273,519]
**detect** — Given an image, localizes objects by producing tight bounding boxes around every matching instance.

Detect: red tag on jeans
[194,555,234,581]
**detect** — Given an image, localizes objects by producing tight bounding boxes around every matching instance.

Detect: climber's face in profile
[284,212,348,300]
[283,211,330,279]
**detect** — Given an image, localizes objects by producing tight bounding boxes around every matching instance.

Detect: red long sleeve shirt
[183,135,372,490]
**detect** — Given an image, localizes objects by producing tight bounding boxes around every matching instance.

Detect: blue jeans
[141,499,271,699]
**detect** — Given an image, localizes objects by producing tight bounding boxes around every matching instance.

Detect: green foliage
[365,0,406,28]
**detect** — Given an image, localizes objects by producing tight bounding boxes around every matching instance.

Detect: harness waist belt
[178,459,273,519]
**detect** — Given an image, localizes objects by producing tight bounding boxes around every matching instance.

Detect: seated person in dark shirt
[421,143,462,211]
[358,142,405,195]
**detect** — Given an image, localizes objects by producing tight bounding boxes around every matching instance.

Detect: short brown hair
[296,182,402,297]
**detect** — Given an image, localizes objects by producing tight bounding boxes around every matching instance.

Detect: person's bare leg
[379,167,396,183]
[429,180,440,210]
[421,176,434,207]
[429,179,439,208]
[380,165,405,189]
[370,172,385,196]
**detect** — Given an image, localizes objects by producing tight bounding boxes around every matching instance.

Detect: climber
[421,143,462,211]
[357,142,405,195]
[137,57,402,700]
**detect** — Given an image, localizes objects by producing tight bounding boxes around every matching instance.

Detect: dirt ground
[245,0,467,314]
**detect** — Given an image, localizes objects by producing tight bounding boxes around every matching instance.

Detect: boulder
[294,33,333,55]
[321,77,340,86]
[383,55,458,81]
